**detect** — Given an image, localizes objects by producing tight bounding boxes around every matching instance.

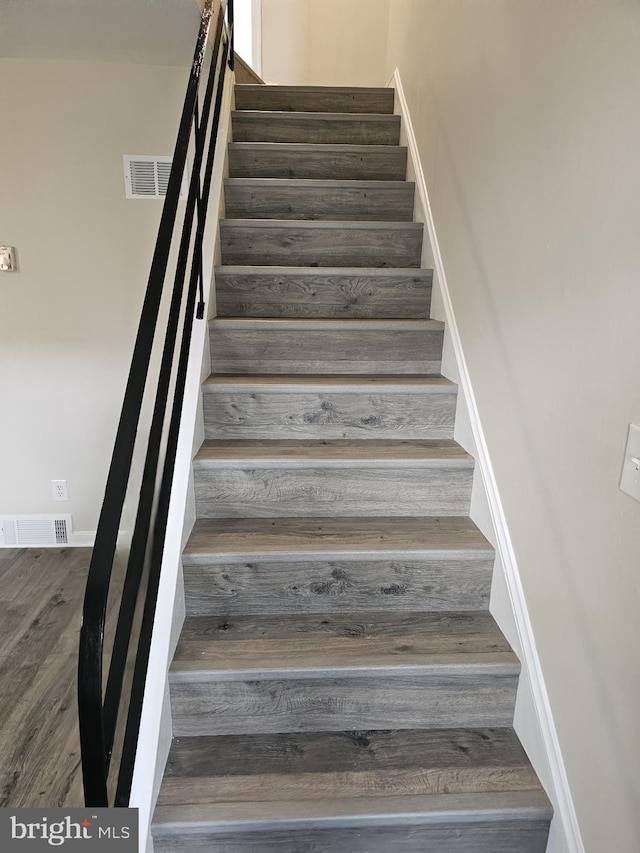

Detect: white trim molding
[389,66,584,853]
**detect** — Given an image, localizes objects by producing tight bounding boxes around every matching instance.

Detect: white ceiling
[0,0,202,66]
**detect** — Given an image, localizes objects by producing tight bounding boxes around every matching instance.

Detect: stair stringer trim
[126,64,236,853]
[389,66,583,853]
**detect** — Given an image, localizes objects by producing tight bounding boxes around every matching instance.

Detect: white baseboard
[389,66,584,853]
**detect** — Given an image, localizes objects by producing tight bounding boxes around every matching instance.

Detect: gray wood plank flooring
[232,112,401,145]
[183,516,494,561]
[234,85,395,114]
[209,318,443,374]
[158,727,540,805]
[203,374,457,440]
[227,143,408,181]
[214,267,433,319]
[0,548,91,807]
[223,179,415,221]
[219,220,423,268]
[169,668,520,736]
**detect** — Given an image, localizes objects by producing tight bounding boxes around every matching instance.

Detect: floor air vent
[123,155,187,200]
[1,515,72,546]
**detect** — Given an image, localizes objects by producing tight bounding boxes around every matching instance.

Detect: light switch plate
[619,424,640,502]
[0,246,17,272]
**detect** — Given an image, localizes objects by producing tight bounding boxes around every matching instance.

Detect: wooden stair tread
[216,264,431,274]
[232,112,400,146]
[153,789,552,829]
[234,85,395,114]
[169,610,517,675]
[224,178,412,189]
[227,142,408,181]
[184,517,492,561]
[209,317,441,329]
[157,727,543,806]
[194,439,473,466]
[220,218,423,231]
[203,374,454,390]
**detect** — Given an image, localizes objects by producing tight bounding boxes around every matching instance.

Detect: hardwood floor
[0,547,91,807]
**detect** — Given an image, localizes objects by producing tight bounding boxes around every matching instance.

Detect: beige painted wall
[261,0,390,86]
[0,59,188,534]
[385,2,640,851]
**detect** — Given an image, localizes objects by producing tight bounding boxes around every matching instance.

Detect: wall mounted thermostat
[0,247,17,272]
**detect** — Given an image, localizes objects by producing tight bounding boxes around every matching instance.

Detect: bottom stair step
[153,727,551,851]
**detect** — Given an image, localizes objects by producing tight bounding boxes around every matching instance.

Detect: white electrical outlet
[619,424,640,503]
[52,480,68,502]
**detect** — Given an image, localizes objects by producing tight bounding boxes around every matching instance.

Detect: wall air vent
[123,155,188,200]
[1,515,72,547]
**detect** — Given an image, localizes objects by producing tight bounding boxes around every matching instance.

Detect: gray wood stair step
[232,111,401,145]
[193,440,473,519]
[169,611,520,736]
[168,610,519,735]
[224,179,415,221]
[202,374,457,440]
[219,220,423,268]
[182,516,494,615]
[228,143,408,181]
[184,516,493,562]
[153,792,551,853]
[214,267,433,319]
[209,318,442,374]
[172,610,515,671]
[234,85,395,114]
[158,727,543,806]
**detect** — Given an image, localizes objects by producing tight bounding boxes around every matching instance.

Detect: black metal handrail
[78,0,234,807]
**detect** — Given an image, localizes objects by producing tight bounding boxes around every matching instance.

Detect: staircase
[152,85,552,852]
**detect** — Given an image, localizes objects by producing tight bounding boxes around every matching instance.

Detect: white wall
[385,2,640,851]
[0,59,188,536]
[261,0,389,86]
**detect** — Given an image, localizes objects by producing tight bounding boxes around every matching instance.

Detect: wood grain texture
[183,516,494,561]
[183,557,493,615]
[202,374,457,440]
[228,143,408,181]
[194,466,473,518]
[194,438,472,464]
[234,85,395,114]
[169,667,519,736]
[209,318,442,374]
[172,611,515,673]
[224,179,415,221]
[158,726,540,807]
[232,112,401,145]
[220,220,423,268]
[214,267,433,319]
[153,816,551,853]
[0,548,91,807]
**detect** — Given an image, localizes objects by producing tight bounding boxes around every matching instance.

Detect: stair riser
[203,390,456,440]
[153,819,550,853]
[228,145,408,181]
[214,270,432,319]
[224,182,415,221]
[170,671,518,736]
[183,558,493,615]
[193,466,473,518]
[232,113,401,145]
[234,86,395,114]
[209,325,443,374]
[219,222,423,268]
